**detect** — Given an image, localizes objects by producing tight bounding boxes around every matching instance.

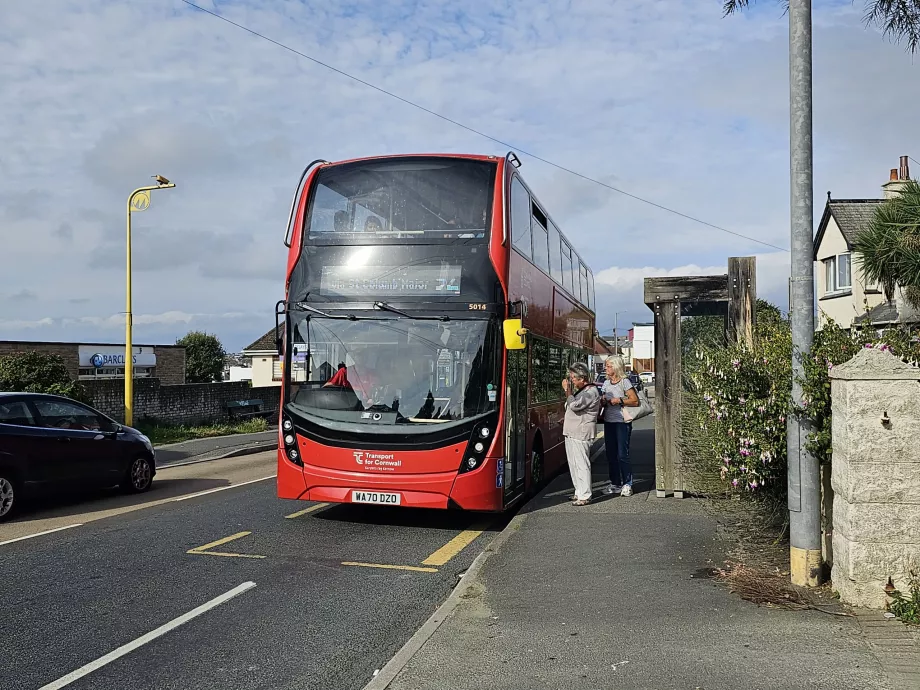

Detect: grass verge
[137,416,269,445]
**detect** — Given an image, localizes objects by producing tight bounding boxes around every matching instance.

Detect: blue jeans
[604,421,633,487]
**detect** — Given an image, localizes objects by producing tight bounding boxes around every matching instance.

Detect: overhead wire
[178,0,789,253]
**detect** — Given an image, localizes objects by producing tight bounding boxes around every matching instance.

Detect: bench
[226,398,272,420]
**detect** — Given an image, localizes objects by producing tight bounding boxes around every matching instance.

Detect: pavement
[0,451,507,690]
[154,429,278,467]
[377,417,915,690]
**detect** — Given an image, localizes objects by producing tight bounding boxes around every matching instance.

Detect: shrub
[685,319,791,498]
[0,351,89,402]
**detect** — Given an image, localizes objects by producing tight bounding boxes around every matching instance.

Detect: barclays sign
[78,346,156,368]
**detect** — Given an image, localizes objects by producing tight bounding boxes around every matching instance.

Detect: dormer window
[824,253,852,293]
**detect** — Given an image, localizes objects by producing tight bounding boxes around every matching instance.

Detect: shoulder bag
[621,386,653,423]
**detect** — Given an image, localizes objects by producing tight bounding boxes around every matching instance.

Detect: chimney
[882,155,911,199]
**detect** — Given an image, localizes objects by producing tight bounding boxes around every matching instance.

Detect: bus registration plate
[352,491,401,505]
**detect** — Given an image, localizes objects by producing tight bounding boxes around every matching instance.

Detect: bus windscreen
[285,311,500,429]
[304,158,495,242]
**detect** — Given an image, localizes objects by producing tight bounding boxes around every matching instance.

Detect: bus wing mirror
[503,319,528,350]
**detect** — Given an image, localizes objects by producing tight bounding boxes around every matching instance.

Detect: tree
[723,1,920,54]
[852,179,920,308]
[681,299,786,359]
[177,331,226,383]
[0,351,88,402]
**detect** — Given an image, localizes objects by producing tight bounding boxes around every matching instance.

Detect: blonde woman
[600,356,639,496]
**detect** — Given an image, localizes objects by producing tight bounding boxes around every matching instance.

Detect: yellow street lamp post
[125,175,175,427]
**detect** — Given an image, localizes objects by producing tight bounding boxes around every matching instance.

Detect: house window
[272,358,282,381]
[823,253,852,293]
[837,253,851,290]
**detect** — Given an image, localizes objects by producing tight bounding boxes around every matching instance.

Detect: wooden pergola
[644,257,757,498]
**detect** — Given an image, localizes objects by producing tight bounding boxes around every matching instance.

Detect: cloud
[9,289,38,301]
[0,1,912,349]
[1,310,259,331]
[53,223,74,241]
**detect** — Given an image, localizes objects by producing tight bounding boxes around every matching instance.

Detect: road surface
[0,452,506,690]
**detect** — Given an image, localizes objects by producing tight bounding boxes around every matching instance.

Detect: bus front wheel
[530,445,544,489]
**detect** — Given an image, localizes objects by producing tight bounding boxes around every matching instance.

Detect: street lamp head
[153,174,171,186]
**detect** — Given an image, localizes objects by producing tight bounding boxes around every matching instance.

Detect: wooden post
[653,299,682,498]
[727,257,757,348]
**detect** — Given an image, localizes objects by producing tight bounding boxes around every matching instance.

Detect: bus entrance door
[503,348,528,502]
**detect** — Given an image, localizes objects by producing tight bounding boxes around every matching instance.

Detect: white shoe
[621,484,633,497]
[602,484,622,496]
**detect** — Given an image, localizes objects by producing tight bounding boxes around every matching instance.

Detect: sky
[1,0,917,351]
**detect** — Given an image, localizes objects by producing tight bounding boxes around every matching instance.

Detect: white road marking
[171,475,276,502]
[0,523,83,547]
[39,581,257,690]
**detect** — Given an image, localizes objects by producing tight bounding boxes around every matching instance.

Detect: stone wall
[85,378,281,426]
[829,347,920,609]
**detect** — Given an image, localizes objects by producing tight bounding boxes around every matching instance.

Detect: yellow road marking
[187,531,266,559]
[189,551,266,559]
[422,528,484,567]
[342,561,438,573]
[285,503,330,519]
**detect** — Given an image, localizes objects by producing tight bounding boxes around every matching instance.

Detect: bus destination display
[319,264,462,298]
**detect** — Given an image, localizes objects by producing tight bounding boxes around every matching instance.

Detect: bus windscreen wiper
[292,303,359,320]
[374,301,450,322]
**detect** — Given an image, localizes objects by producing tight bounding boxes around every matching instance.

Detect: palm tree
[853,179,920,308]
[724,2,920,52]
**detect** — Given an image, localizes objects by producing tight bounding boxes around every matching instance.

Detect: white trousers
[564,437,593,500]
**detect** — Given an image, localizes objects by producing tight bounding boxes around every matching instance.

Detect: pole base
[790,546,824,587]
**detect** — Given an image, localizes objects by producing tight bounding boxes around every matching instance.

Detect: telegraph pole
[787,0,822,586]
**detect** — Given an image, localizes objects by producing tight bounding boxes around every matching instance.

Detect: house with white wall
[813,157,911,330]
[242,326,282,388]
[628,323,654,373]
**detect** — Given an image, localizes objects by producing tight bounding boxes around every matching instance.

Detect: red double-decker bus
[276,153,596,511]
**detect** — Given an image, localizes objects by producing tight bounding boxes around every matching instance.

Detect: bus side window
[579,263,589,307]
[510,177,532,259]
[561,243,574,296]
[586,269,595,311]
[548,221,563,285]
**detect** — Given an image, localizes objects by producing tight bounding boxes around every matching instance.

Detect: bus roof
[316,152,501,168]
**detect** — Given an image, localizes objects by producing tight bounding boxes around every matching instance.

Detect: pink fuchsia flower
[732,359,741,369]
[732,479,739,487]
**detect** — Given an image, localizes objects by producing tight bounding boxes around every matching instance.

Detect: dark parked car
[0,392,156,521]
[627,371,643,390]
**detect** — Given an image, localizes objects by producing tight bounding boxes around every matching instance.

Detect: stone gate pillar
[829,347,920,608]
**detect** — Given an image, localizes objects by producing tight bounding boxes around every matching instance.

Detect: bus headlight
[288,448,299,461]
[284,434,295,446]
[467,457,477,469]
[479,427,490,438]
[282,418,293,431]
[474,442,484,452]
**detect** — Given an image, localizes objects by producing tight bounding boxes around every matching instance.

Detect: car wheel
[0,473,19,522]
[122,456,153,493]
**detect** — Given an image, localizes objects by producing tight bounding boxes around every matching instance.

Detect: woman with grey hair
[562,361,601,506]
